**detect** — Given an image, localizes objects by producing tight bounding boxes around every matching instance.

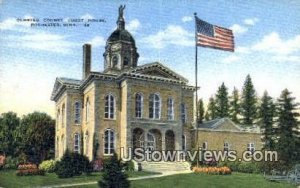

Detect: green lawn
[0,169,156,188]
[71,173,296,188]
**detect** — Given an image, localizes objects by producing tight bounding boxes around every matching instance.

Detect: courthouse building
[51,7,263,162]
[51,7,195,160]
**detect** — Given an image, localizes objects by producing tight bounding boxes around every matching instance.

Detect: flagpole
[194,12,199,168]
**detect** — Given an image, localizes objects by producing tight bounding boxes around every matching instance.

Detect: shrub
[124,160,135,172]
[16,163,45,176]
[3,156,18,169]
[39,159,56,173]
[98,153,130,188]
[218,160,261,173]
[55,150,92,178]
[193,166,231,175]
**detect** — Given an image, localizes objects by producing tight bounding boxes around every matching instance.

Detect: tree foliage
[197,99,205,124]
[0,112,21,157]
[241,75,257,126]
[98,153,130,188]
[275,89,300,163]
[206,97,217,120]
[229,87,240,123]
[215,82,229,118]
[258,91,275,150]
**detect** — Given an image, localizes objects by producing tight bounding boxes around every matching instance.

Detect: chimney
[82,44,91,79]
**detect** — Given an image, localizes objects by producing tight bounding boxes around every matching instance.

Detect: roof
[107,29,135,45]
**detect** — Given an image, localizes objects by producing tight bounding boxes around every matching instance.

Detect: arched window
[74,101,81,124]
[135,93,143,118]
[85,131,89,155]
[149,93,160,119]
[104,129,115,155]
[62,104,65,127]
[61,135,65,155]
[146,133,155,151]
[112,55,118,67]
[105,94,115,119]
[86,98,90,122]
[123,57,129,66]
[167,98,174,120]
[181,103,187,123]
[182,135,186,151]
[74,133,81,153]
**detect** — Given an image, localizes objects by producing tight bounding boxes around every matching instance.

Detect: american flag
[196,16,234,52]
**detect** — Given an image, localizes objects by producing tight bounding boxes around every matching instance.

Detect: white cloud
[87,36,106,48]
[0,15,35,32]
[230,24,248,35]
[142,25,193,49]
[6,32,76,54]
[252,32,300,55]
[236,46,251,54]
[222,55,241,64]
[126,19,141,34]
[80,13,94,22]
[182,16,193,22]
[244,18,259,26]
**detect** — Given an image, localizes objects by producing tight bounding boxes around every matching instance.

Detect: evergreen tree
[98,153,130,188]
[204,111,210,121]
[197,99,205,123]
[229,87,240,123]
[215,83,229,118]
[241,75,257,126]
[207,97,217,120]
[258,91,275,150]
[276,89,299,163]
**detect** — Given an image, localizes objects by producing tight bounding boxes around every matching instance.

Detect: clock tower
[103,5,139,73]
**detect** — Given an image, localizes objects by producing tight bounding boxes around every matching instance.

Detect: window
[112,55,118,67]
[202,142,207,150]
[104,129,115,155]
[74,101,81,124]
[74,133,80,153]
[247,143,255,154]
[146,133,155,151]
[57,109,60,129]
[167,98,174,120]
[86,98,90,122]
[182,135,186,151]
[123,57,129,66]
[85,131,89,155]
[105,94,115,119]
[224,142,229,155]
[149,93,160,119]
[181,103,187,123]
[135,93,143,118]
[62,104,65,127]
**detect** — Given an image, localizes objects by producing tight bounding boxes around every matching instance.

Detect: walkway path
[41,170,192,188]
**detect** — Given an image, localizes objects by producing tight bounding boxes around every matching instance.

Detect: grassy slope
[0,170,155,188]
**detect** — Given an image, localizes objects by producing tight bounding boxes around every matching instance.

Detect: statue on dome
[119,5,126,18]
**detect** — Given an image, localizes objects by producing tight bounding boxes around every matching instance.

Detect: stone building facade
[51,7,195,160]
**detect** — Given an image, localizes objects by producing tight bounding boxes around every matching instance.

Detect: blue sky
[0,0,300,117]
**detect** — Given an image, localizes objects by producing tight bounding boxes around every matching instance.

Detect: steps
[139,161,191,173]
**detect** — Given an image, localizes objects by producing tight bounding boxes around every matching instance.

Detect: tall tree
[0,112,20,157]
[215,82,229,118]
[229,87,240,123]
[241,74,257,126]
[204,111,210,121]
[258,91,275,150]
[276,89,299,163]
[21,112,55,163]
[197,99,205,123]
[207,97,217,120]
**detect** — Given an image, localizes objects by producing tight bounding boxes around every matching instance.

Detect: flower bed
[16,163,45,176]
[193,166,231,175]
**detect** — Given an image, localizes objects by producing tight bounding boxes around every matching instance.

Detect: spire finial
[117,5,126,30]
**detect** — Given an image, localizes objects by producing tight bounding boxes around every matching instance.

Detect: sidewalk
[41,170,192,188]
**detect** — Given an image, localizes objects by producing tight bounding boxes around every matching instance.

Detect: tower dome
[103,5,139,73]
